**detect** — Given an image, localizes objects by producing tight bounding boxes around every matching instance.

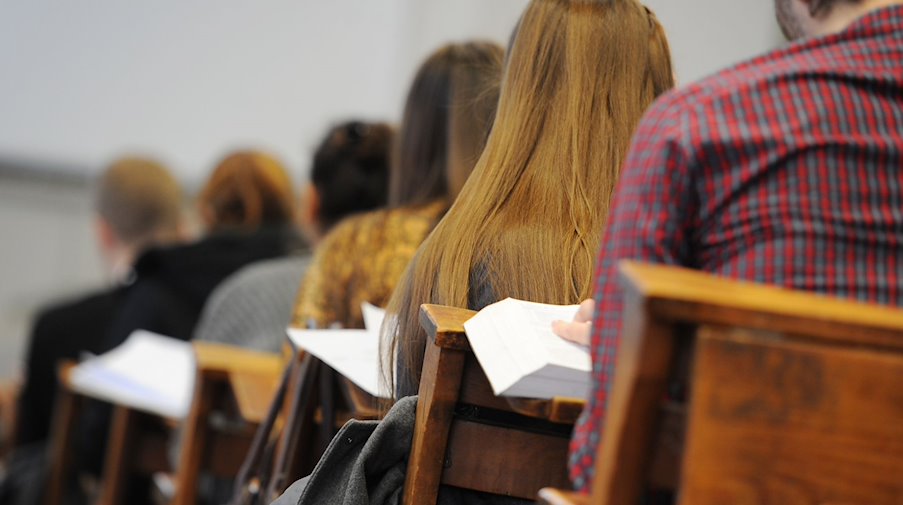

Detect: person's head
[389,41,504,208]
[300,121,394,243]
[774,0,891,40]
[95,156,185,272]
[197,150,296,233]
[385,0,675,396]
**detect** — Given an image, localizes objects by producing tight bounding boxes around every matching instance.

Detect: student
[291,41,504,331]
[387,0,675,401]
[100,150,302,352]
[270,41,503,505]
[272,1,673,502]
[559,0,903,493]
[193,121,394,352]
[0,158,185,505]
[15,158,185,449]
[80,151,302,498]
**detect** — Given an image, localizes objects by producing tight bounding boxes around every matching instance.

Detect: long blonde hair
[385,0,675,397]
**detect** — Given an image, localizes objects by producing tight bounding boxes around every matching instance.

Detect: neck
[105,229,183,283]
[107,244,138,284]
[811,0,903,36]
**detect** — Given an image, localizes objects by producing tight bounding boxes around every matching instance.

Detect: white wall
[646,0,785,84]
[0,0,529,184]
[0,179,104,377]
[0,0,781,183]
[0,0,783,377]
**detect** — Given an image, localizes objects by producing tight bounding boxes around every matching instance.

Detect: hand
[552,298,594,346]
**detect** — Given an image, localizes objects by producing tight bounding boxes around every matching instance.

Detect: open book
[463,298,589,399]
[285,303,390,399]
[68,330,195,419]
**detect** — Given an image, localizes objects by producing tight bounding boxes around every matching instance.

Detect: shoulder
[219,255,311,291]
[320,202,446,252]
[207,256,310,314]
[650,30,871,134]
[33,288,121,329]
[29,287,123,352]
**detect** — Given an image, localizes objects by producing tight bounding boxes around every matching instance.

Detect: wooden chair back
[45,343,283,505]
[171,342,283,505]
[0,378,20,459]
[95,404,172,505]
[403,305,584,505]
[227,340,380,504]
[45,362,82,505]
[539,261,903,505]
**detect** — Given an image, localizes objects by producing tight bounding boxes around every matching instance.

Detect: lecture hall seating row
[41,261,903,505]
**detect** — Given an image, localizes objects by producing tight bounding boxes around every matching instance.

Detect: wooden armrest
[228,370,281,424]
[419,304,476,350]
[506,397,585,424]
[536,488,588,505]
[619,260,903,350]
[192,342,283,375]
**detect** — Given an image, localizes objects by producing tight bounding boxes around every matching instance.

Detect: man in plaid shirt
[557,0,903,492]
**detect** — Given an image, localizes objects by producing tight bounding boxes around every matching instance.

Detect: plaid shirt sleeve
[568,96,697,491]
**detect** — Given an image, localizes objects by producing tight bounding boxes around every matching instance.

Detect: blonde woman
[386,0,675,400]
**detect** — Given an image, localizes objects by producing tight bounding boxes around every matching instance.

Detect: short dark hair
[310,121,394,231]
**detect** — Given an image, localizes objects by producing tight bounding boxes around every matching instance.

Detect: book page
[361,302,386,334]
[514,300,590,371]
[462,302,526,394]
[68,330,195,419]
[464,298,588,399]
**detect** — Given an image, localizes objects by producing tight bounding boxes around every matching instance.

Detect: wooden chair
[45,362,82,505]
[170,342,283,505]
[538,260,903,505]
[95,403,173,505]
[45,343,283,505]
[403,304,585,504]
[257,344,380,502]
[0,378,20,460]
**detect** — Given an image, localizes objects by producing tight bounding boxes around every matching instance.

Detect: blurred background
[0,0,783,376]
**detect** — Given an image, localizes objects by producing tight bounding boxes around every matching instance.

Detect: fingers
[551,299,595,346]
[552,319,591,346]
[575,298,595,323]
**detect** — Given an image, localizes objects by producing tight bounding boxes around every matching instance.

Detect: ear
[198,203,216,232]
[298,183,322,244]
[95,216,118,254]
[301,184,321,226]
[799,0,827,17]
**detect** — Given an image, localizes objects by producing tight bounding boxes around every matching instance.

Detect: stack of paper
[68,330,195,419]
[463,298,589,399]
[286,303,390,398]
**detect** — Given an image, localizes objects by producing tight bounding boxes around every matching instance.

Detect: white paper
[464,298,589,399]
[361,302,386,334]
[286,327,390,399]
[68,330,195,419]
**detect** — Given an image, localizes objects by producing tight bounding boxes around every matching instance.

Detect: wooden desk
[539,261,903,505]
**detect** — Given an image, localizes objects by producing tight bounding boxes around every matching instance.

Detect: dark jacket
[83,226,300,476]
[273,396,528,505]
[16,288,125,447]
[101,226,300,352]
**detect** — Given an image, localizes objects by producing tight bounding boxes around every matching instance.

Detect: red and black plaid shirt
[570,5,903,492]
